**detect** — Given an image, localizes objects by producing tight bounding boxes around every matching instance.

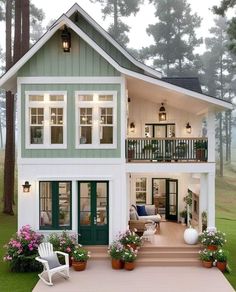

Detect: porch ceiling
[126,76,227,115]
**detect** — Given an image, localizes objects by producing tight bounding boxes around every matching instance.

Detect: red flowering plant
[3,225,44,272]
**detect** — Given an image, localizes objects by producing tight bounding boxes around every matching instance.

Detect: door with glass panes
[78,181,109,245]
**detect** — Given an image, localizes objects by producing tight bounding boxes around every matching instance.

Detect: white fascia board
[18,158,123,165]
[18,76,123,84]
[64,3,162,79]
[0,15,69,89]
[126,162,216,174]
[122,68,233,111]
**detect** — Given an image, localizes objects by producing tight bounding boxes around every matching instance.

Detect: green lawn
[0,150,235,291]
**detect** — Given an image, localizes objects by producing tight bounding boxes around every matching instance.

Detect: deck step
[136,258,201,267]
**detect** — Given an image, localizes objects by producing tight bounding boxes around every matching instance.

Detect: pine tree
[90,0,143,47]
[142,0,202,76]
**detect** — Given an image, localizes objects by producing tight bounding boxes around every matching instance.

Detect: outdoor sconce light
[130,122,135,133]
[61,26,71,52]
[186,122,192,134]
[22,181,31,193]
[159,103,166,121]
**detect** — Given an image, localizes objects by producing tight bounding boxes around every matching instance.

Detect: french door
[166,179,178,221]
[78,181,109,245]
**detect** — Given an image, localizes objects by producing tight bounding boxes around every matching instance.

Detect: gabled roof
[162,77,202,94]
[64,3,162,79]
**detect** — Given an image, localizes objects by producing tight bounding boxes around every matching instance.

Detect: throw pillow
[130,208,138,220]
[41,254,61,269]
[136,205,147,216]
[145,205,156,215]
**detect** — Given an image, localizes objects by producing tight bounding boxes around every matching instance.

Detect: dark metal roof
[162,77,202,94]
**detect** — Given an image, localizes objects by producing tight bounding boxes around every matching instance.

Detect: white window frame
[25,91,67,149]
[75,91,117,149]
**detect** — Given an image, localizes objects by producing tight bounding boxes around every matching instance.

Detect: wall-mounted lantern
[130,122,135,133]
[22,181,31,193]
[159,103,166,121]
[61,26,71,52]
[186,122,192,134]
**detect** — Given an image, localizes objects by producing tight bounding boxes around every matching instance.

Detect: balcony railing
[126,138,208,162]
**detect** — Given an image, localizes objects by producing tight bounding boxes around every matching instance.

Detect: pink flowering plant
[108,241,124,259]
[3,225,44,272]
[48,231,77,254]
[119,230,142,247]
[198,229,226,247]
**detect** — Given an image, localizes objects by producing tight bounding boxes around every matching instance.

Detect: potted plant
[108,241,124,269]
[179,210,187,224]
[122,248,138,270]
[71,245,90,271]
[215,249,228,272]
[199,249,214,268]
[198,229,226,250]
[195,141,207,161]
[127,140,137,160]
[119,230,142,250]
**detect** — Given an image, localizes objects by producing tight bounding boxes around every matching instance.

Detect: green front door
[78,181,109,245]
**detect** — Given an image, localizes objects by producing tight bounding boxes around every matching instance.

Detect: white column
[207,111,215,162]
[199,173,208,232]
[207,172,216,228]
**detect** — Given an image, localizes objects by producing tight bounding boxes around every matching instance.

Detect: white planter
[184,227,198,245]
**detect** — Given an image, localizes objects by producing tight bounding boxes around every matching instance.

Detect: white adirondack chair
[35,242,70,286]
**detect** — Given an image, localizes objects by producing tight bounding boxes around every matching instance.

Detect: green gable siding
[21,84,121,158]
[18,31,120,77]
[71,13,145,75]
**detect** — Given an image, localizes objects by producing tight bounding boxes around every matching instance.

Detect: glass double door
[78,181,109,245]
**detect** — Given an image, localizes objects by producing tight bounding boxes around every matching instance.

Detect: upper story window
[76,91,117,149]
[26,92,67,149]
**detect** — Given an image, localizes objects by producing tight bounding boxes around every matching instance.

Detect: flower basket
[216,261,227,272]
[72,260,87,271]
[124,261,135,271]
[198,229,226,248]
[111,258,124,269]
[202,261,213,268]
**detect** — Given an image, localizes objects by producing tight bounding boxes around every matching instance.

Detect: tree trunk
[13,0,22,63]
[3,0,15,215]
[21,0,29,55]
[3,91,15,215]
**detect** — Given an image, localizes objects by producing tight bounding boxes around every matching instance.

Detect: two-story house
[0,3,232,245]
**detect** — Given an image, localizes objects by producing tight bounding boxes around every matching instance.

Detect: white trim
[17,80,22,160]
[64,4,162,79]
[120,75,126,163]
[75,91,117,149]
[25,91,67,149]
[18,158,123,165]
[18,76,123,84]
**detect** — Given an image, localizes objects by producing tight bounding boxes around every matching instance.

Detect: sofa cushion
[145,205,156,215]
[139,214,161,223]
[137,205,147,216]
[41,254,61,270]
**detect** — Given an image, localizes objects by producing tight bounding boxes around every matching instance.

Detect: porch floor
[33,261,235,292]
[144,221,193,247]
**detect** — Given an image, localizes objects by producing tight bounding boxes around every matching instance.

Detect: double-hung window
[76,91,117,148]
[26,92,67,148]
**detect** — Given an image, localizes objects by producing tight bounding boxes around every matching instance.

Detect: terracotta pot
[124,261,135,271]
[126,243,138,250]
[216,261,227,272]
[111,259,124,269]
[72,260,87,271]
[202,261,213,268]
[207,245,218,251]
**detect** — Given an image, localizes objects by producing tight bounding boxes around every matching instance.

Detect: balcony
[126,138,208,162]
